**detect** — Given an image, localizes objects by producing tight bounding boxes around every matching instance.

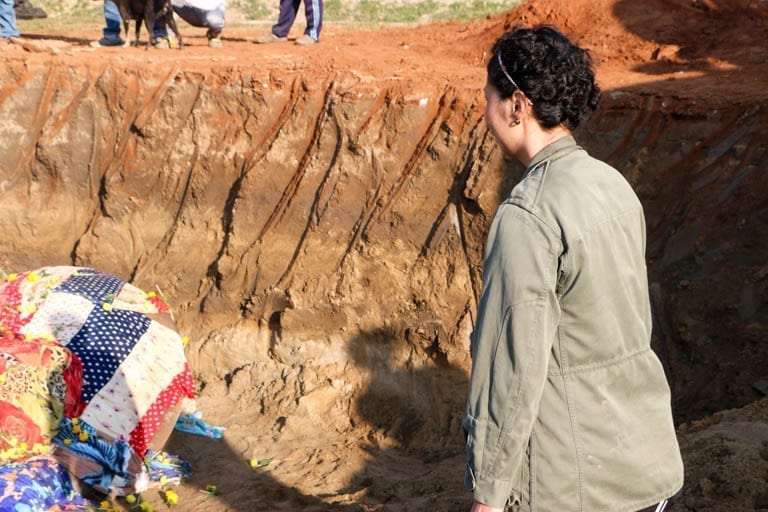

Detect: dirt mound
[1,0,767,510]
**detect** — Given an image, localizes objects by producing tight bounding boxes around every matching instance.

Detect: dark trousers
[272,0,322,40]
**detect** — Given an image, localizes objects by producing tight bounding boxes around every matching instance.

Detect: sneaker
[14,0,47,20]
[208,37,222,48]
[90,36,124,48]
[254,33,287,44]
[295,34,317,46]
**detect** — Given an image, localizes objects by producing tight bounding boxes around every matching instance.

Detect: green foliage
[14,0,519,31]
[435,0,514,22]
[13,0,102,33]
[230,0,272,20]
[240,0,516,24]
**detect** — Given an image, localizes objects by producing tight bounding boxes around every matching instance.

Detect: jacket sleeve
[463,204,561,508]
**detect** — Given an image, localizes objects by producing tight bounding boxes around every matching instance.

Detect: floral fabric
[0,266,196,495]
[0,456,91,510]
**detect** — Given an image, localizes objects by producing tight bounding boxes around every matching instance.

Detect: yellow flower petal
[78,431,89,442]
[27,272,39,282]
[164,490,179,506]
[102,303,113,312]
[6,273,17,282]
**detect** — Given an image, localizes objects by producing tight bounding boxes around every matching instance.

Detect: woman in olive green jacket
[464,26,684,512]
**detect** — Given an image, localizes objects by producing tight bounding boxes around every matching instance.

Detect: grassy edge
[16,0,517,35]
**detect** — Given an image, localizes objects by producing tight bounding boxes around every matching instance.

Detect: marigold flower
[99,500,111,509]
[6,273,17,282]
[32,443,49,453]
[63,438,72,446]
[164,490,179,506]
[78,431,89,442]
[27,272,40,282]
[250,457,274,468]
[71,417,79,425]
[181,336,189,346]
[72,425,80,434]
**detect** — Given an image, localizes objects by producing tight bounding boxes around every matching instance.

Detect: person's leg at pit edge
[92,0,124,47]
[255,0,298,44]
[172,2,225,48]
[295,0,321,45]
[0,0,20,42]
[153,3,224,48]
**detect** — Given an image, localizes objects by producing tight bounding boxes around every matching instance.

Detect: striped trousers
[272,0,322,41]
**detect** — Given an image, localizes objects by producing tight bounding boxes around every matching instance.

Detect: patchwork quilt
[0,266,195,495]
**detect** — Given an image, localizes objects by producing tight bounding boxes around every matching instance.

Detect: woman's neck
[517,125,572,166]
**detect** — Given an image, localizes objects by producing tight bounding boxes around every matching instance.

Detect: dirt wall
[1,60,765,426]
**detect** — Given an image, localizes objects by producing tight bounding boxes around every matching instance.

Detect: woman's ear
[500,95,518,127]
[511,90,531,122]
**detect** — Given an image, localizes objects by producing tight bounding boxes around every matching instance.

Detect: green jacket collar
[527,135,579,173]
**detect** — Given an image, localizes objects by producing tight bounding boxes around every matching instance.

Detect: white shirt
[171,0,225,11]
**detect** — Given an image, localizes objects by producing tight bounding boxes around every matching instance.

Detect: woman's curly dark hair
[488,25,601,130]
